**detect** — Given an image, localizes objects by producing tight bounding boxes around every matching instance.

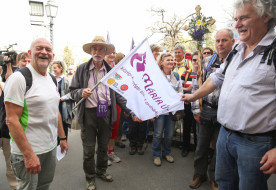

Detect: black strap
[203,100,218,109]
[49,73,57,87]
[19,67,57,94]
[261,38,276,67]
[222,44,239,75]
[18,67,32,94]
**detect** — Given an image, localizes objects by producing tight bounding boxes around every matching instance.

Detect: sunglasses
[54,61,64,68]
[203,51,211,55]
[192,59,197,62]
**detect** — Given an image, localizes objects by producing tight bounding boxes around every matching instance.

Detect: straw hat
[83,36,114,55]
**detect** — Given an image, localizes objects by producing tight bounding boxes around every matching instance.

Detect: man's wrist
[59,137,67,141]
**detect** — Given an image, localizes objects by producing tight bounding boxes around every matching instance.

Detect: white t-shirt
[4,64,60,155]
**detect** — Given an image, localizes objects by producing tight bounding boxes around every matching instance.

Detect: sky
[0,0,234,65]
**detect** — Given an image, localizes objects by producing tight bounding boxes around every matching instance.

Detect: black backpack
[223,38,276,74]
[0,67,57,132]
[18,67,57,94]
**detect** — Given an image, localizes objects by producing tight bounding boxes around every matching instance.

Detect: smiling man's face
[29,38,54,71]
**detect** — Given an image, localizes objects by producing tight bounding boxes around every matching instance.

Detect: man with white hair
[70,36,134,190]
[183,0,276,189]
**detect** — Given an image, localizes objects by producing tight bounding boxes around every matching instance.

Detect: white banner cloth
[101,38,184,120]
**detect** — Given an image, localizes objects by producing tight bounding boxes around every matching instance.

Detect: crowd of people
[0,0,276,190]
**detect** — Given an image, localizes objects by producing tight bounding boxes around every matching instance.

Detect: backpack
[18,67,57,94]
[0,67,57,131]
[222,39,276,74]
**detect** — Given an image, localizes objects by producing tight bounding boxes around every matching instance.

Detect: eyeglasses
[203,51,211,55]
[192,59,197,62]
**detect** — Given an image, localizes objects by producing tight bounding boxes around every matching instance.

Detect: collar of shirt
[236,28,276,53]
[175,58,184,66]
[56,75,64,83]
[89,61,107,73]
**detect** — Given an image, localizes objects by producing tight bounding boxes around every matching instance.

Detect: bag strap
[222,44,239,75]
[18,67,32,94]
[49,73,57,87]
[223,39,276,76]
[173,72,179,81]
[19,67,57,94]
[261,38,276,68]
[206,54,218,74]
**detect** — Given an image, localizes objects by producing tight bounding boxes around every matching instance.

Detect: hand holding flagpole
[73,81,101,110]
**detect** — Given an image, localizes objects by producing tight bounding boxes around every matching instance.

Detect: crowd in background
[0,0,276,190]
[0,33,223,190]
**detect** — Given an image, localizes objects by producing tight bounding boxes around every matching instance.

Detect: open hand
[260,148,276,174]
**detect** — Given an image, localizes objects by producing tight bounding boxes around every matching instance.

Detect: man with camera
[1,52,30,189]
[0,66,18,189]
[0,51,18,82]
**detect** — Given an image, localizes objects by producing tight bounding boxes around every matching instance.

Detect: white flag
[106,31,111,44]
[130,37,135,51]
[101,38,184,120]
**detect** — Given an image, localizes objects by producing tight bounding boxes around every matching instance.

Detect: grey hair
[173,44,185,52]
[216,28,234,40]
[150,44,161,52]
[234,0,276,29]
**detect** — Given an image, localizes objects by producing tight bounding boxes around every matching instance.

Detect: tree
[147,8,217,53]
[62,46,75,69]
[147,8,193,52]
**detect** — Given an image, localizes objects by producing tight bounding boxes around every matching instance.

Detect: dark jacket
[59,76,74,125]
[69,58,131,125]
[0,89,10,138]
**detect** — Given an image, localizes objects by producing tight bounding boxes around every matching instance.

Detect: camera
[0,51,18,66]
[0,43,18,66]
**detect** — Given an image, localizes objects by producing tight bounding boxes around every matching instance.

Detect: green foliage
[62,46,75,69]
[82,58,89,63]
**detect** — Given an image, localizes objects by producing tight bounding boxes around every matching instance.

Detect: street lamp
[45,0,58,46]
[45,0,58,72]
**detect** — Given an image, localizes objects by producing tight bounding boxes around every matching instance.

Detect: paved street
[1,129,276,190]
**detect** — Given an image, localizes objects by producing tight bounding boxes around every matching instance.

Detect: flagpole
[74,37,148,110]
[72,81,101,110]
[100,37,148,83]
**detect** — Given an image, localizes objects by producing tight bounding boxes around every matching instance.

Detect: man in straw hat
[70,36,134,190]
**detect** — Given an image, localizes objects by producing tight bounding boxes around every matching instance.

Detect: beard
[92,54,104,63]
[37,61,50,70]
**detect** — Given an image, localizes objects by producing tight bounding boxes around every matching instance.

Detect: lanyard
[92,68,107,102]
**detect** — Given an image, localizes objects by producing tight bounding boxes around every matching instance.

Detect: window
[29,1,44,16]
